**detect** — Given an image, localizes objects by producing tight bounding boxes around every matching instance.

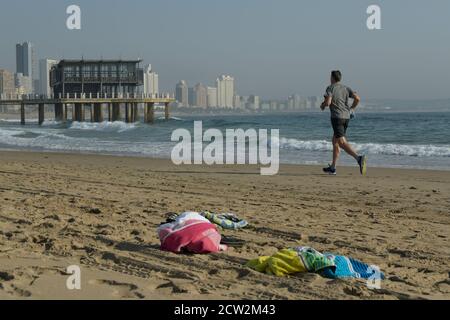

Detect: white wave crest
[69,121,137,133]
[277,137,450,157]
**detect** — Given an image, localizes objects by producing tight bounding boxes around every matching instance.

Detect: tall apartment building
[16,42,36,79]
[39,59,59,96]
[216,75,234,108]
[233,95,242,109]
[175,80,189,107]
[142,64,159,96]
[247,95,260,110]
[193,83,207,108]
[15,73,33,94]
[0,69,15,95]
[207,86,217,108]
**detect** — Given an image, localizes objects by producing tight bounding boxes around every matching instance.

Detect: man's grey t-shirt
[325,83,355,119]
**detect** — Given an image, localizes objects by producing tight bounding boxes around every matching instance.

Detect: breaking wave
[69,121,137,132]
[277,137,450,157]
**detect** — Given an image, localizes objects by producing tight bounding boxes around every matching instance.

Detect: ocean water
[0,111,449,170]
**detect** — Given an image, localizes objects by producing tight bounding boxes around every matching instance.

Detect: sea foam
[276,137,450,157]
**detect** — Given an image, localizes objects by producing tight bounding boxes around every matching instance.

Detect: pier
[0,92,175,125]
[0,59,176,125]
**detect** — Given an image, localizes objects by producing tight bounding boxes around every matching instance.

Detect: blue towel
[320,254,385,280]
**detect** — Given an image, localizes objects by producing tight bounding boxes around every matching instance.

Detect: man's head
[330,70,342,84]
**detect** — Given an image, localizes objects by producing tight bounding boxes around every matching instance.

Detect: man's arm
[320,96,332,110]
[350,93,361,110]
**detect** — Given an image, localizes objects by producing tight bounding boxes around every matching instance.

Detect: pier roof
[57,59,143,66]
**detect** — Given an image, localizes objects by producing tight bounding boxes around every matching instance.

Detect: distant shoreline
[0,149,448,172]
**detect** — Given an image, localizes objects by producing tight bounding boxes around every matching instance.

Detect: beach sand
[0,151,448,300]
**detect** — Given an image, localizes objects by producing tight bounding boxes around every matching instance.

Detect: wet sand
[0,151,449,299]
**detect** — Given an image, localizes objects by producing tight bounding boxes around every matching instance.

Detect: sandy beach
[0,150,449,300]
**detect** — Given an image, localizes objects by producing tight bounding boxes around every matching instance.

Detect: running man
[320,70,367,175]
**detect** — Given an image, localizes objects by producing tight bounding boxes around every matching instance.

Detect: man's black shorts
[331,118,349,138]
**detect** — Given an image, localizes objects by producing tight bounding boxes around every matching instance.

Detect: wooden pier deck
[0,93,175,125]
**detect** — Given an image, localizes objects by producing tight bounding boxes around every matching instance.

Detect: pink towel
[158,214,227,254]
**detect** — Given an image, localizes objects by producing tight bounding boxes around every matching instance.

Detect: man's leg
[323,135,339,175]
[331,135,340,168]
[337,136,367,175]
[337,137,358,160]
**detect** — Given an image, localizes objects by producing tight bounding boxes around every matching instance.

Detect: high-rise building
[233,95,241,109]
[248,95,260,110]
[308,96,321,109]
[175,80,189,107]
[16,42,36,80]
[15,73,32,94]
[216,75,234,108]
[188,87,195,107]
[39,59,59,96]
[0,69,15,96]
[193,83,207,108]
[142,64,159,96]
[207,86,217,108]
[287,96,294,110]
[269,101,278,111]
[293,94,301,109]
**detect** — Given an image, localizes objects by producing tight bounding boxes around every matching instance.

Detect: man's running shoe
[323,165,337,175]
[358,155,367,175]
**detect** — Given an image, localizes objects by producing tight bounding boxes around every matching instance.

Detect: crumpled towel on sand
[157,211,227,254]
[200,211,248,230]
[247,246,384,280]
[246,247,335,277]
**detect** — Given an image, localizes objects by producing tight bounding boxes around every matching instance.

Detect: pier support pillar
[81,105,86,121]
[108,103,112,122]
[90,104,94,122]
[137,103,141,122]
[125,103,130,123]
[55,103,64,121]
[93,103,103,122]
[20,103,25,125]
[63,104,68,122]
[129,103,134,123]
[38,103,45,125]
[74,103,84,122]
[131,103,138,122]
[144,102,155,123]
[112,103,120,121]
[165,102,170,121]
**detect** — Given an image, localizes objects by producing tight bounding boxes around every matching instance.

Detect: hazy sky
[1,0,449,100]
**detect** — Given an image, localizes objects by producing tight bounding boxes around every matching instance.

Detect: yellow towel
[246,249,307,276]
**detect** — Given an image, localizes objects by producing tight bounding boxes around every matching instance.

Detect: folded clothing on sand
[200,211,248,230]
[157,211,227,254]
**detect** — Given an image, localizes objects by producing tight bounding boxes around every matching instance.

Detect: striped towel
[320,254,385,280]
[200,211,248,230]
[291,247,336,273]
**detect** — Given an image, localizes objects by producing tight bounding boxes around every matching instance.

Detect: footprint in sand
[155,280,198,294]
[88,279,144,299]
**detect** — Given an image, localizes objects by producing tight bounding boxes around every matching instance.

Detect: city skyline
[3,40,302,109]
